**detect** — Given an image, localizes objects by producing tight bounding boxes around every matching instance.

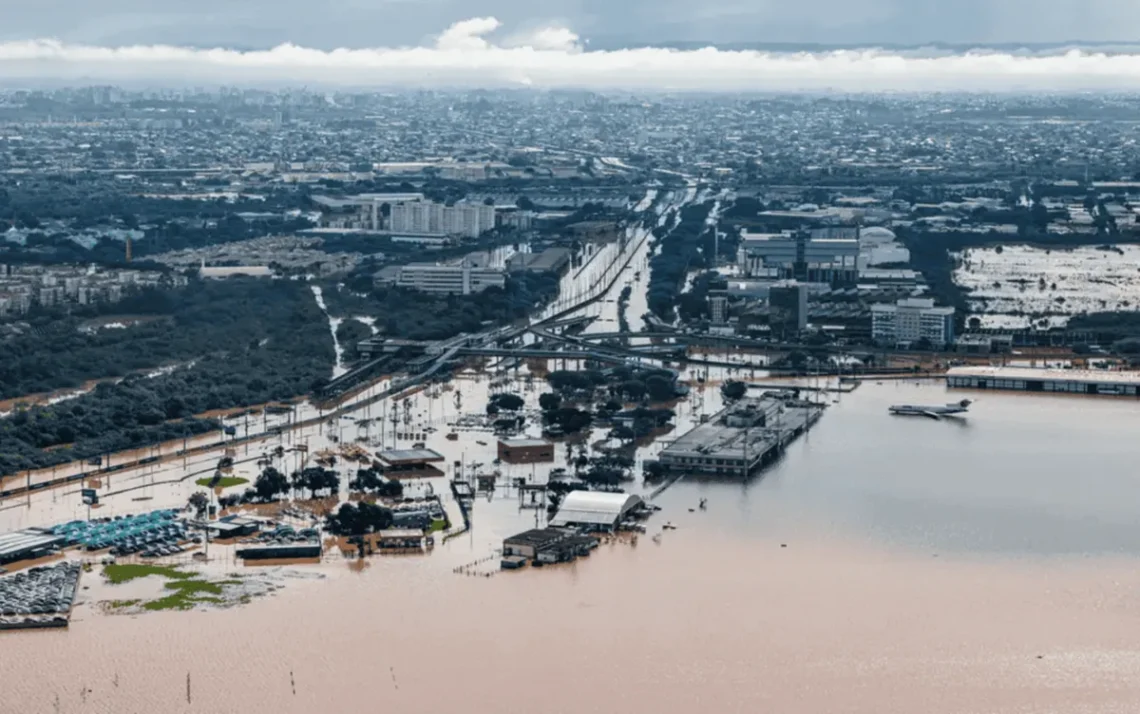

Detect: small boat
[662,522,677,531]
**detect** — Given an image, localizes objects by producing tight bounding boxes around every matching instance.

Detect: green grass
[103,564,247,612]
[194,476,249,489]
[103,564,193,585]
[108,599,140,609]
[142,579,226,611]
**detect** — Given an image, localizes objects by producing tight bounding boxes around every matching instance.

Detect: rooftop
[499,438,552,449]
[550,491,643,527]
[946,366,1140,386]
[378,448,446,464]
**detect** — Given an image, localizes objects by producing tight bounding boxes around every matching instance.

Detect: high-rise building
[388,200,495,238]
[709,295,729,325]
[872,297,955,347]
[768,283,809,336]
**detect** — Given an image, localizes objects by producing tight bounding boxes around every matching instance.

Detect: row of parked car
[241,525,320,546]
[49,510,203,560]
[0,561,80,618]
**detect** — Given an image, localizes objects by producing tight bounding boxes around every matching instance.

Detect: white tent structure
[549,491,643,530]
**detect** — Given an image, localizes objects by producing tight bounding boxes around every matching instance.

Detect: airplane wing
[921,410,942,420]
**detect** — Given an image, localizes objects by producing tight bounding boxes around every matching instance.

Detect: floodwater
[954,244,1140,329]
[7,382,1140,712]
[7,182,1140,709]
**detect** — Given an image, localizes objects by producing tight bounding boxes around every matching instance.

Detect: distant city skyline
[2,0,1138,48]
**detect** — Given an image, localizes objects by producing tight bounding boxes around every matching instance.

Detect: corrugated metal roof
[550,492,643,527]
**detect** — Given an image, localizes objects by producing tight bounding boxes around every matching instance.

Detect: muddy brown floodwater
[4,529,1140,714]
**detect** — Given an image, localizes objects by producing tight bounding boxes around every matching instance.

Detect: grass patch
[108,599,140,609]
[103,563,248,612]
[427,519,448,534]
[103,564,193,585]
[194,476,249,489]
[142,580,226,611]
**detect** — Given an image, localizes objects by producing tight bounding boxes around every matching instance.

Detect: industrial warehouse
[946,366,1140,397]
[659,393,825,478]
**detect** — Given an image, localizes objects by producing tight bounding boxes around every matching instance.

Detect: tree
[490,393,525,411]
[538,392,562,412]
[254,466,289,502]
[327,501,394,535]
[721,380,747,401]
[188,492,209,517]
[620,380,647,401]
[645,375,676,402]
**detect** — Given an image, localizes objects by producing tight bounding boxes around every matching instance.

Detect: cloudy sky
[1,0,1136,48]
[0,1,1139,90]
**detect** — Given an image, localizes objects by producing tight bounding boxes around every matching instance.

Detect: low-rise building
[391,260,506,295]
[497,438,554,464]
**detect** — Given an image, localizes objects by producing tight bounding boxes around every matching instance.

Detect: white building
[737,230,859,284]
[395,260,505,295]
[872,297,956,347]
[388,200,496,238]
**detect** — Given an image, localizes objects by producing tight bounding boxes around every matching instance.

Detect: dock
[658,393,824,478]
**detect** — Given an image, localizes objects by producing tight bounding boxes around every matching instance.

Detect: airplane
[888,399,973,420]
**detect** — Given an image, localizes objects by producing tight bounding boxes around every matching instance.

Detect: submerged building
[549,491,645,531]
[659,393,824,478]
[946,366,1140,397]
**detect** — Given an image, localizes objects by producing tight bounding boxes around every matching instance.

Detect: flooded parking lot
[954,244,1140,328]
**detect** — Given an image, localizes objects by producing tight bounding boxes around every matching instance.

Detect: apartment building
[871,297,956,347]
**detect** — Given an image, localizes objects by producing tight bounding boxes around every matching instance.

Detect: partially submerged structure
[659,393,824,478]
[549,491,645,531]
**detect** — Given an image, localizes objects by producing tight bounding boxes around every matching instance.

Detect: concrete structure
[659,394,824,478]
[768,283,809,336]
[709,295,729,325]
[392,260,506,295]
[872,297,956,347]
[738,230,859,285]
[947,366,1140,397]
[549,491,644,531]
[502,528,571,559]
[497,438,555,464]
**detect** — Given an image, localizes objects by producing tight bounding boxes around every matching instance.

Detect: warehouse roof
[550,492,643,527]
[947,366,1140,386]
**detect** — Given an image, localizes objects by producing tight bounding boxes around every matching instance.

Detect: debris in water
[390,666,399,690]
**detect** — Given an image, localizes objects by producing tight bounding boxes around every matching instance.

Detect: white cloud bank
[2,17,1140,91]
